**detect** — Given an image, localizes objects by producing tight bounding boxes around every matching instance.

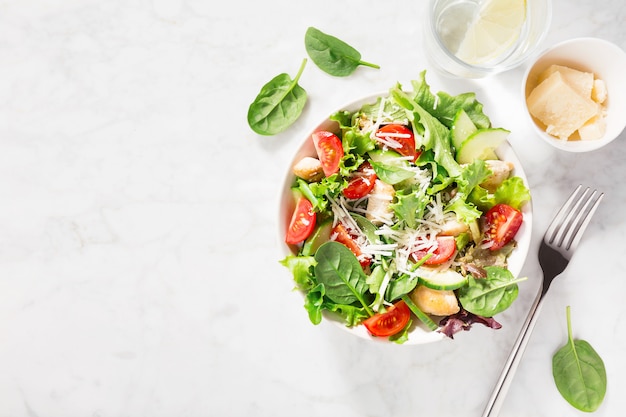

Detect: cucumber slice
[301,219,333,256]
[418,269,467,291]
[368,149,408,166]
[456,128,509,164]
[451,109,477,151]
[401,294,438,331]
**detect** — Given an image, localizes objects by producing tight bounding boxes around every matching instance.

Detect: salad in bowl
[280,71,531,344]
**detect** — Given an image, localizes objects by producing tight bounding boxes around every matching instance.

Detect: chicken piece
[292,156,324,182]
[365,179,395,225]
[480,160,514,192]
[409,285,460,316]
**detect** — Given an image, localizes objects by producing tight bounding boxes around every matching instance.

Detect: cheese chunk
[527,71,598,140]
[538,64,594,98]
[592,79,607,104]
[578,114,607,141]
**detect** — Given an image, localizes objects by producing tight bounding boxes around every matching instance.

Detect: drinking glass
[424,0,552,78]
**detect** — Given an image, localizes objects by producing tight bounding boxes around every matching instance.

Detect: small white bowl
[522,37,626,152]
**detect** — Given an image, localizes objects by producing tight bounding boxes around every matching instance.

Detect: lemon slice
[455,0,527,65]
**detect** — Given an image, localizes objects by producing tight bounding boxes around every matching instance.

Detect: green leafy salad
[281,71,531,343]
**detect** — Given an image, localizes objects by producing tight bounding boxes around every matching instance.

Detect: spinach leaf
[370,160,415,184]
[247,58,308,135]
[457,266,526,317]
[305,27,380,77]
[553,306,607,412]
[314,241,373,316]
[304,282,370,327]
[386,274,418,302]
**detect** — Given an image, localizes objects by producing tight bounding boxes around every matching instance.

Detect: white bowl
[522,37,626,152]
[278,92,533,344]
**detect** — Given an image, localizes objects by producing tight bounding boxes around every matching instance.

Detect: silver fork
[481,185,604,417]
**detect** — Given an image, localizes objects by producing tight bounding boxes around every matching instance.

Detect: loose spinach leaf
[314,241,373,316]
[552,306,607,412]
[247,58,308,135]
[305,27,380,77]
[457,266,526,317]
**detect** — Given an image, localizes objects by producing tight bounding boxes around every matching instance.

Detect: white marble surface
[0,0,624,416]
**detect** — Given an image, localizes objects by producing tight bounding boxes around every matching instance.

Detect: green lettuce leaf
[304,283,325,324]
[446,195,482,224]
[468,176,531,212]
[390,87,461,178]
[391,185,430,228]
[456,159,491,196]
[280,254,317,291]
[411,70,491,129]
[493,176,531,210]
[296,176,344,213]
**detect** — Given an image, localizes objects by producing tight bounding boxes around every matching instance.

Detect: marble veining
[0,0,624,416]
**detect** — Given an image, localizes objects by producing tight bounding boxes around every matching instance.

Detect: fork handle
[481,287,545,417]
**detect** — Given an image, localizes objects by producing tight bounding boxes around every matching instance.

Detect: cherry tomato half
[332,223,371,268]
[411,236,457,265]
[343,161,377,200]
[312,131,343,177]
[285,196,316,245]
[363,300,411,337]
[483,203,523,251]
[375,124,419,162]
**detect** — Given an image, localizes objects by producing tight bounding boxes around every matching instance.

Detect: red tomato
[363,300,411,337]
[312,131,343,177]
[483,203,523,251]
[343,161,377,199]
[285,196,316,245]
[332,223,371,268]
[375,124,419,162]
[411,236,456,265]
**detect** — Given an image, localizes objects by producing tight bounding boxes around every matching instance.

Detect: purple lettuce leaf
[438,309,502,339]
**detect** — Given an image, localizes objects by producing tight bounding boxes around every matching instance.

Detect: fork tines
[545,185,604,251]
